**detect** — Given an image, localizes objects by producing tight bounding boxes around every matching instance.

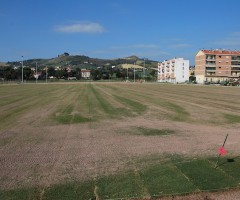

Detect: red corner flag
[218,147,227,156]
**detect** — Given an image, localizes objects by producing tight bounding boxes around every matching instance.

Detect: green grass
[175,159,238,190]
[96,171,145,199]
[0,187,41,200]
[2,157,240,199]
[209,156,240,183]
[44,180,95,200]
[223,113,240,123]
[53,104,91,124]
[139,163,197,195]
[90,85,130,118]
[117,127,176,136]
[165,102,189,121]
[136,127,176,136]
[113,95,147,115]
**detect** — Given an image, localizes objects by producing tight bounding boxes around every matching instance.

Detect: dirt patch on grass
[1,115,240,190]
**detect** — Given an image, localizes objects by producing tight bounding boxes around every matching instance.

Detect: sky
[1,0,240,64]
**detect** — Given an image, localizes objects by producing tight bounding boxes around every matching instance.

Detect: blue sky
[1,0,240,64]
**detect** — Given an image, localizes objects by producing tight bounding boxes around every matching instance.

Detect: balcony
[231,56,240,61]
[206,56,216,61]
[231,73,240,77]
[206,72,216,76]
[231,68,240,71]
[206,67,216,71]
[206,61,216,67]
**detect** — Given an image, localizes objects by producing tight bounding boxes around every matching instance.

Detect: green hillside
[2,54,158,70]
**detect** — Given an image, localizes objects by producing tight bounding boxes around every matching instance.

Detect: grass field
[0,82,240,199]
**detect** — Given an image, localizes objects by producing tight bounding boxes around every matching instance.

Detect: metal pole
[144,58,145,80]
[36,62,37,84]
[134,68,135,83]
[21,56,23,83]
[46,67,47,83]
[215,134,229,168]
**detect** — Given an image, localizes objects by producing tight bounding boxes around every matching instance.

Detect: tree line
[0,65,157,81]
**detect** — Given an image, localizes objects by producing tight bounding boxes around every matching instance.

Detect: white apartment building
[158,58,189,83]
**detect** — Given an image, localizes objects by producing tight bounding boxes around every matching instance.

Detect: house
[81,69,91,79]
[158,58,189,83]
[195,49,240,84]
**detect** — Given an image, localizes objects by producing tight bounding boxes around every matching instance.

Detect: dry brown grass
[0,83,240,200]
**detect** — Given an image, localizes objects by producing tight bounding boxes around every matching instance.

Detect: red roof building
[195,49,240,84]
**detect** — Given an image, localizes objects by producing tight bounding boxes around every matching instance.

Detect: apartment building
[158,58,189,83]
[195,49,240,84]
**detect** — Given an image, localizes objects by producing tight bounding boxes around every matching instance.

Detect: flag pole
[215,134,228,169]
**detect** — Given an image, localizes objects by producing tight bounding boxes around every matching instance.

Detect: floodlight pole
[35,62,37,84]
[46,67,47,83]
[21,56,24,83]
[143,58,145,80]
[134,68,135,82]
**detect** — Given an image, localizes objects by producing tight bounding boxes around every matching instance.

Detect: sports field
[0,82,240,199]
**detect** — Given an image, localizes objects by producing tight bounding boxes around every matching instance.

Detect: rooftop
[202,49,240,55]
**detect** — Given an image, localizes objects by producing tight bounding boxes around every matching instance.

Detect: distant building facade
[81,69,91,79]
[158,58,189,83]
[195,49,240,84]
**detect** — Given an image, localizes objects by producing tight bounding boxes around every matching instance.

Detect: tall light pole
[46,67,47,83]
[35,62,37,84]
[21,56,24,83]
[143,58,145,80]
[134,68,135,83]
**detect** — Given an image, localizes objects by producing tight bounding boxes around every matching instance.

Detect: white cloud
[54,21,105,33]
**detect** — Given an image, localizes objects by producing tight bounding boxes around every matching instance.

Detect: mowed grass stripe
[102,84,189,121]
[0,85,70,129]
[52,84,92,124]
[89,84,130,119]
[96,84,148,115]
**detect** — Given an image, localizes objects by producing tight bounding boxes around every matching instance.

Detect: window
[182,67,184,70]
[219,55,222,58]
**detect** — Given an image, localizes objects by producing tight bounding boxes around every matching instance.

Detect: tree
[48,67,56,77]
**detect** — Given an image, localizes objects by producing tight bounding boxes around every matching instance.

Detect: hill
[3,54,158,70]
